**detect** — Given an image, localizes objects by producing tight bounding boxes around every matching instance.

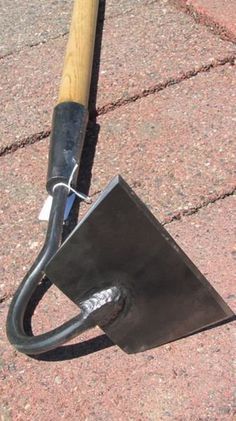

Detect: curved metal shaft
[6,186,95,355]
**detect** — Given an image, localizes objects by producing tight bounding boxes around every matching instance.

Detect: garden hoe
[7,0,234,356]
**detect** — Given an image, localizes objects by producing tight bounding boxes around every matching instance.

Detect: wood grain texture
[58,0,99,107]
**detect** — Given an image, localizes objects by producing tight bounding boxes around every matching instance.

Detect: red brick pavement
[0,1,235,420]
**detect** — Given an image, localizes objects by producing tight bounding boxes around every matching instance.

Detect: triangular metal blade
[45,176,234,353]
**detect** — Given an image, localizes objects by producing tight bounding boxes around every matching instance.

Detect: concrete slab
[0,0,155,57]
[1,1,236,152]
[173,0,236,43]
[1,62,236,297]
[1,196,235,420]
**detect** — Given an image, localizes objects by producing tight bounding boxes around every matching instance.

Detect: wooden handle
[58,0,99,107]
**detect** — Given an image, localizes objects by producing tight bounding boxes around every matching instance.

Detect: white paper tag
[39,194,76,222]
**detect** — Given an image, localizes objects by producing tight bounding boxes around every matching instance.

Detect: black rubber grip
[46,101,88,194]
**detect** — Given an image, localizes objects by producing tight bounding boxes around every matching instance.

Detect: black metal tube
[6,102,93,355]
[47,102,88,194]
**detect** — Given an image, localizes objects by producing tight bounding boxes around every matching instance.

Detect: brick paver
[0,0,154,57]
[1,1,236,151]
[1,196,235,421]
[1,1,236,420]
[1,62,236,299]
[89,64,236,216]
[173,0,236,42]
